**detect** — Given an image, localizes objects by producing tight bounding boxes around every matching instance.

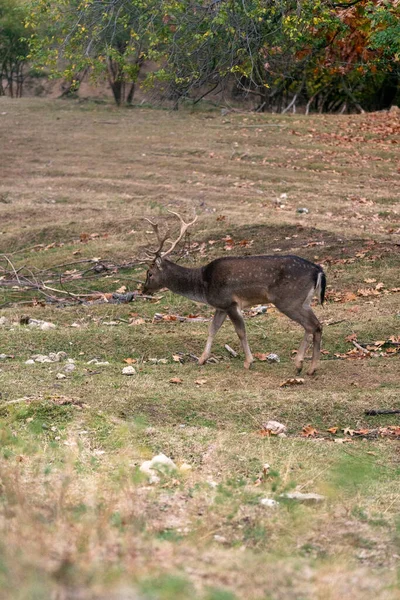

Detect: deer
[142,212,326,375]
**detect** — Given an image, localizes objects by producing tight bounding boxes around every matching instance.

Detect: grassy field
[0,97,399,600]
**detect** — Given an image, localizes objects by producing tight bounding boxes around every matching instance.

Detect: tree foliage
[26,0,400,111]
[28,0,160,104]
[0,0,31,97]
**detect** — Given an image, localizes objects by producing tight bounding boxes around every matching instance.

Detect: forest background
[1,0,400,112]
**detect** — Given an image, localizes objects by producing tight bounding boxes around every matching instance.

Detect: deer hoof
[295,365,303,375]
[244,360,253,370]
[198,356,208,366]
[307,367,317,376]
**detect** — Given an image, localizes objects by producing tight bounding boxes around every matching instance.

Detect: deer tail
[315,270,326,306]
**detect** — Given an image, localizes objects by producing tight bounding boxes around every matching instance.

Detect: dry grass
[0,97,400,600]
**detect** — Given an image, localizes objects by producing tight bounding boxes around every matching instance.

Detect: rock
[213,535,227,543]
[253,305,268,314]
[0,316,8,327]
[31,352,68,363]
[40,322,56,331]
[27,318,56,330]
[56,373,66,380]
[48,352,67,362]
[63,363,75,373]
[179,462,192,473]
[260,497,279,507]
[262,420,287,435]
[139,453,177,483]
[25,359,35,365]
[122,366,136,376]
[279,491,325,504]
[87,359,109,366]
[32,354,53,363]
[267,353,280,363]
[296,207,309,214]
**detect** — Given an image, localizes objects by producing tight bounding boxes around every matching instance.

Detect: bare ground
[0,98,400,600]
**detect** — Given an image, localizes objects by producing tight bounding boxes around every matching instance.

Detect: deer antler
[143,217,171,259]
[161,211,198,258]
[144,212,198,261]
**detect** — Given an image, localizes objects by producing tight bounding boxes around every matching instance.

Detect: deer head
[143,211,198,293]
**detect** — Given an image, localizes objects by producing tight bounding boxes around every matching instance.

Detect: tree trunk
[110,80,123,105]
[126,82,135,105]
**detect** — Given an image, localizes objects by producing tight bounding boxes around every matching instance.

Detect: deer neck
[162,260,206,303]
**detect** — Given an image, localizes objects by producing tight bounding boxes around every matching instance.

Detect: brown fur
[143,255,326,374]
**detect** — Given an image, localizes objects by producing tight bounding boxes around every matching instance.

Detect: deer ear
[155,256,162,269]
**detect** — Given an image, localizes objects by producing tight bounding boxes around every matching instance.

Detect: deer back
[202,255,325,310]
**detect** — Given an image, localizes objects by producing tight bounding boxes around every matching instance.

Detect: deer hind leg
[227,305,254,369]
[276,303,322,376]
[198,309,227,365]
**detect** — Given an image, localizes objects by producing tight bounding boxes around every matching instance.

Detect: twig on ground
[224,344,238,358]
[352,340,369,354]
[365,409,400,416]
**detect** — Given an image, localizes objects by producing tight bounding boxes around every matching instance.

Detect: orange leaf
[302,424,318,437]
[327,427,338,434]
[169,377,183,384]
[123,358,137,364]
[254,353,268,361]
[280,378,304,387]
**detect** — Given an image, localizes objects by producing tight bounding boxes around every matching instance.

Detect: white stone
[279,491,325,504]
[260,498,279,507]
[122,366,136,375]
[40,322,56,331]
[28,319,56,330]
[267,353,280,363]
[56,373,66,380]
[179,462,192,473]
[213,535,227,543]
[25,359,35,365]
[262,420,287,435]
[33,354,53,363]
[0,316,8,326]
[139,453,177,483]
[87,359,109,366]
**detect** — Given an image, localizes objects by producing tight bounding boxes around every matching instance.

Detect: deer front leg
[308,323,322,376]
[227,305,253,369]
[198,309,227,365]
[294,332,311,374]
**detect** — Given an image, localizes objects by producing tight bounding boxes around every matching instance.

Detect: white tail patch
[303,271,323,308]
[315,271,324,305]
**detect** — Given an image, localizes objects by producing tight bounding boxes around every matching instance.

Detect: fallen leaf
[327,427,338,434]
[116,285,127,294]
[172,354,183,363]
[345,333,358,342]
[123,358,137,364]
[195,379,207,386]
[169,377,183,384]
[280,378,305,387]
[343,427,355,436]
[254,352,268,361]
[302,424,318,437]
[129,318,145,325]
